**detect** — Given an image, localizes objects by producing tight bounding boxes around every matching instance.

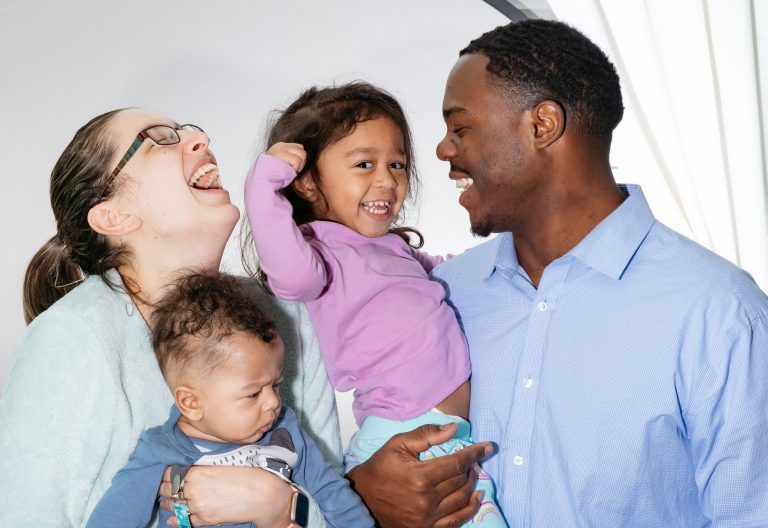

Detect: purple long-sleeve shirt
[246,154,471,425]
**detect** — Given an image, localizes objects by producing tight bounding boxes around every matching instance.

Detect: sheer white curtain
[533,0,768,290]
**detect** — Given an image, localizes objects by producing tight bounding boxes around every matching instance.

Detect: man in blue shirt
[427,19,768,527]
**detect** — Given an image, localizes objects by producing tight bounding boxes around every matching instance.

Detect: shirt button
[538,301,548,312]
[523,378,534,389]
[513,455,524,466]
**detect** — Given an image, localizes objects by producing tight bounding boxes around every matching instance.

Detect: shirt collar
[486,184,656,281]
[488,233,519,279]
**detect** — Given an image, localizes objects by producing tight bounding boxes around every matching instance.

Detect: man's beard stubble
[470,220,493,238]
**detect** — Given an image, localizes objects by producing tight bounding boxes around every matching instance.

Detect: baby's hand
[267,142,307,174]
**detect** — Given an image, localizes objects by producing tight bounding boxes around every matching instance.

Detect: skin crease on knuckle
[439,495,478,528]
[410,470,433,494]
[437,472,472,503]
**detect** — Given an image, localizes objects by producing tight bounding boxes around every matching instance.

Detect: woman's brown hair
[23,109,130,323]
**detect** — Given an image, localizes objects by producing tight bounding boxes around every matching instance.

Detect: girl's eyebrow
[344,147,378,158]
[344,147,406,158]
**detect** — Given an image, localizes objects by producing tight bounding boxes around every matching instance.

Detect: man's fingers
[393,423,458,456]
[404,440,490,485]
[431,462,477,501]
[429,462,478,520]
[433,490,483,528]
[398,424,491,459]
[349,424,492,527]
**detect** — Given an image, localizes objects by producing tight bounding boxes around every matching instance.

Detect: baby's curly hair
[151,272,278,382]
[462,19,624,147]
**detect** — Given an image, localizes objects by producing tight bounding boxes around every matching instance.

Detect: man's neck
[514,182,626,288]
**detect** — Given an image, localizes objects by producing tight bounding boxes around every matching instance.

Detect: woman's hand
[267,142,307,174]
[158,465,293,528]
[347,423,492,528]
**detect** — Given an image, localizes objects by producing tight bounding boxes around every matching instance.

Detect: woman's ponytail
[23,235,84,324]
[22,108,127,323]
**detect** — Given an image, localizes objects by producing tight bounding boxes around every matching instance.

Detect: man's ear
[292,172,320,203]
[175,385,203,422]
[532,100,566,149]
[87,200,142,237]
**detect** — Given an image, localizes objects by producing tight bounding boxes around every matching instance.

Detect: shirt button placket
[507,259,570,528]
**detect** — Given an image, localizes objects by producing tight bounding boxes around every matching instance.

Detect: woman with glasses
[0,108,341,527]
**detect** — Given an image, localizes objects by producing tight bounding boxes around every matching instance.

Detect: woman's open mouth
[189,163,221,189]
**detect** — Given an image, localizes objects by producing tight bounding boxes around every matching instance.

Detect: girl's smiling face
[311,116,408,238]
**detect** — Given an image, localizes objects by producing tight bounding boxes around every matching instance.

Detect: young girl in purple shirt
[245,82,506,527]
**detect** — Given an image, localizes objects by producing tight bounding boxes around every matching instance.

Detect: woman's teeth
[362,200,390,215]
[455,177,474,192]
[189,163,221,189]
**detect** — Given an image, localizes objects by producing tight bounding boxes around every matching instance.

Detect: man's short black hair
[461,19,624,146]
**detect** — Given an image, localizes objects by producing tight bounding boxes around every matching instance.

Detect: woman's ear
[532,100,566,150]
[292,172,320,203]
[87,200,142,237]
[175,385,203,422]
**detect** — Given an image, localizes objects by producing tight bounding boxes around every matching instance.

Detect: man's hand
[348,423,492,528]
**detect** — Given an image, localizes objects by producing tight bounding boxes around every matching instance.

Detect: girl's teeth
[363,201,390,215]
[455,177,474,192]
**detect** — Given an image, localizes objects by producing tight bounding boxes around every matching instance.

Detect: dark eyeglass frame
[102,123,205,196]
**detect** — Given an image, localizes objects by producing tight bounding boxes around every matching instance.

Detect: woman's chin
[191,187,234,207]
[204,204,241,239]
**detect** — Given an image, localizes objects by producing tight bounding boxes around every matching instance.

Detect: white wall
[0,0,507,444]
[3,1,764,446]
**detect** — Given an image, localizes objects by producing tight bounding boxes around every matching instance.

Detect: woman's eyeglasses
[102,123,205,195]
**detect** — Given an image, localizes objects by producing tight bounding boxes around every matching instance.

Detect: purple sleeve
[408,246,449,274]
[244,154,328,301]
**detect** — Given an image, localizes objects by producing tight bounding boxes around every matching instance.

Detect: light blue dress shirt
[432,185,768,527]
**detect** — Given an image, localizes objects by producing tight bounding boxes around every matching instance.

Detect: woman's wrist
[253,474,294,528]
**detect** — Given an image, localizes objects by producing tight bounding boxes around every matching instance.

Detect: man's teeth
[189,163,220,189]
[362,200,390,215]
[455,177,474,192]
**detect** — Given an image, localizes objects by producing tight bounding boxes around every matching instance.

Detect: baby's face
[195,332,285,444]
